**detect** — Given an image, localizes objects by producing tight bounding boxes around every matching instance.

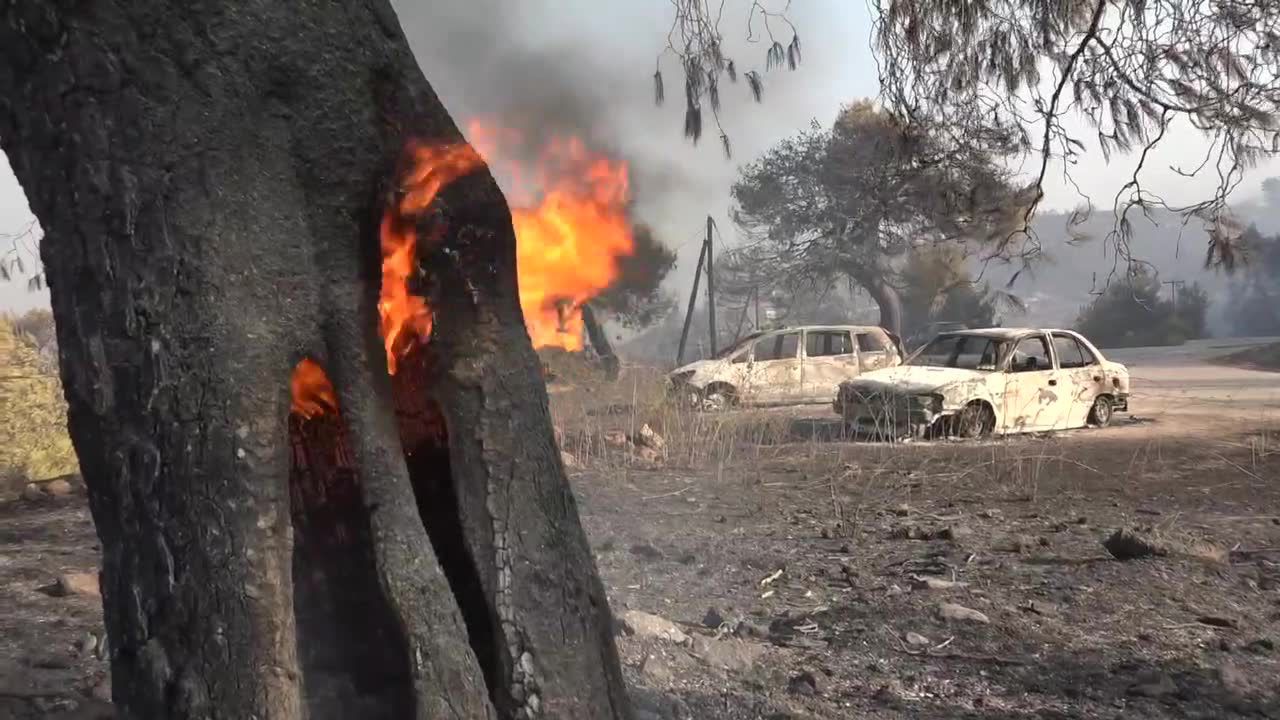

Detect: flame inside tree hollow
[290,121,637,417]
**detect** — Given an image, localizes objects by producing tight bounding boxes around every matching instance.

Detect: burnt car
[834,328,1131,439]
[668,325,902,410]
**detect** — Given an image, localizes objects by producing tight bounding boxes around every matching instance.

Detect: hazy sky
[2,0,1277,314]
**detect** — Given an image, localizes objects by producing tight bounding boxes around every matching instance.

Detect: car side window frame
[1005,333,1054,373]
[776,331,801,360]
[752,333,778,362]
[855,331,887,353]
[1068,332,1099,366]
[806,329,856,359]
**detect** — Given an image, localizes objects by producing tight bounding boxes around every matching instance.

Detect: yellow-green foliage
[0,316,78,481]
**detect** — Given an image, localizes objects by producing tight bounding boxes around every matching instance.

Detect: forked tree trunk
[0,2,628,718]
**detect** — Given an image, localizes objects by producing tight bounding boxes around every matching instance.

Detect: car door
[1001,333,1071,432]
[1051,331,1106,428]
[743,331,803,404]
[855,328,898,371]
[801,329,859,402]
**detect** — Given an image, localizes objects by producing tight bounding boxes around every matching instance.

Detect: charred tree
[580,303,620,381]
[0,1,628,719]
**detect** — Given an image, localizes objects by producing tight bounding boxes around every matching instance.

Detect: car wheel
[1088,395,1113,428]
[953,402,995,439]
[701,386,735,412]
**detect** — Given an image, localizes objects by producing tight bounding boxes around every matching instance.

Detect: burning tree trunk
[0,2,628,718]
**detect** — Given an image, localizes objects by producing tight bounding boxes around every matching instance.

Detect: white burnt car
[668,325,903,410]
[834,328,1131,439]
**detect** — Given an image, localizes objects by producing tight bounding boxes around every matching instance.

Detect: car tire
[953,402,995,439]
[701,385,735,413]
[1088,395,1113,428]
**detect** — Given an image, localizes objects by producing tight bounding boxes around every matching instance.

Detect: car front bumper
[833,389,944,438]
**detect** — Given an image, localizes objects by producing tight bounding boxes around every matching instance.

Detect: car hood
[669,359,720,378]
[840,365,990,395]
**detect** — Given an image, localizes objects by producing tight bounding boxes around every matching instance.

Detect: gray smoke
[395,0,668,203]
[389,1,878,329]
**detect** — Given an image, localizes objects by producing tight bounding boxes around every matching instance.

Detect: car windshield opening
[908,335,1007,370]
[713,333,762,359]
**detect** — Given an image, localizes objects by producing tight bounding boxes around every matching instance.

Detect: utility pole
[730,293,751,344]
[1088,272,1105,300]
[675,238,708,366]
[1163,279,1184,311]
[704,215,717,357]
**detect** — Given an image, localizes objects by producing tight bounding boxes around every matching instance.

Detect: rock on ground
[937,602,990,624]
[52,572,100,598]
[620,610,691,645]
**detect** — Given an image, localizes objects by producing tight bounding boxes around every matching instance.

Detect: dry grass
[0,316,78,488]
[549,365,806,470]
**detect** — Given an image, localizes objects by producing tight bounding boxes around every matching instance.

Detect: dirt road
[1107,337,1280,422]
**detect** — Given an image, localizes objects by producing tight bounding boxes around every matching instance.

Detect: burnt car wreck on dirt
[834,328,1131,440]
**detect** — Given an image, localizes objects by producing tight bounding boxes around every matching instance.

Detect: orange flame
[379,141,486,373]
[469,121,635,351]
[290,123,634,417]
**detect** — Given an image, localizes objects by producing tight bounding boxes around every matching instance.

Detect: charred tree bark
[580,303,620,381]
[0,1,628,719]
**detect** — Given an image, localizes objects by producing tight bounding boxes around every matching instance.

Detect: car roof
[764,325,887,333]
[937,327,1079,340]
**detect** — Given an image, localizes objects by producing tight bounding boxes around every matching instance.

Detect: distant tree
[593,223,677,330]
[729,100,1023,336]
[662,2,1279,271]
[899,245,1005,336]
[1226,224,1280,336]
[1264,178,1280,210]
[10,308,56,372]
[1075,268,1208,347]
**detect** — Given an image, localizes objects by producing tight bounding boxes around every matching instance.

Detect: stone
[1103,528,1169,560]
[53,572,100,598]
[937,602,990,624]
[904,631,931,648]
[641,653,674,683]
[691,637,762,673]
[44,478,74,496]
[603,429,629,448]
[909,575,968,591]
[21,484,43,502]
[560,450,580,469]
[77,633,98,657]
[787,670,821,696]
[620,610,690,645]
[940,525,974,542]
[636,424,666,451]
